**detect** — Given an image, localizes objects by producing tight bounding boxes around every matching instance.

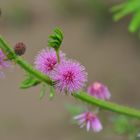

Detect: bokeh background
[0,0,140,140]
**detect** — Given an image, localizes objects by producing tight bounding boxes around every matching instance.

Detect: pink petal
[104,89,111,100]
[0,71,5,78]
[73,113,85,120]
[78,118,86,125]
[92,118,103,132]
[80,123,85,128]
[86,121,91,131]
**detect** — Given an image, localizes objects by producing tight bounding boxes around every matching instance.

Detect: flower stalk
[56,49,60,63]
[1,35,140,119]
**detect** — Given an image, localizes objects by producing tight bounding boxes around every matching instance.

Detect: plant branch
[1,35,140,119]
[0,36,53,85]
[73,92,140,119]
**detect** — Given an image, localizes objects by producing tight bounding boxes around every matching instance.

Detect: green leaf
[49,86,55,100]
[49,33,62,42]
[55,33,63,42]
[129,11,140,32]
[48,27,63,50]
[113,115,139,140]
[114,115,130,134]
[20,75,41,89]
[111,0,140,36]
[112,1,138,21]
[54,28,63,40]
[111,3,127,13]
[39,84,47,100]
[48,40,60,48]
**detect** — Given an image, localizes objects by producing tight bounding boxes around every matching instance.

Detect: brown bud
[14,42,26,56]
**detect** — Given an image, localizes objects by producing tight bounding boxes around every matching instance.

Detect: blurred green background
[0,0,140,139]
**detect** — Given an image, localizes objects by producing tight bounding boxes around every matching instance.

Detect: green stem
[1,35,140,119]
[73,92,140,119]
[15,57,53,85]
[56,49,60,63]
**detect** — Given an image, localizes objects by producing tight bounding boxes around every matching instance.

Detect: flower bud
[14,42,26,56]
[87,82,111,100]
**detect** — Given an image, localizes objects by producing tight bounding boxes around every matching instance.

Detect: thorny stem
[1,35,140,119]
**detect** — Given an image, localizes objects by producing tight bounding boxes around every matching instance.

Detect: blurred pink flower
[87,82,111,100]
[74,112,102,132]
[0,49,10,77]
[52,60,87,94]
[34,48,65,76]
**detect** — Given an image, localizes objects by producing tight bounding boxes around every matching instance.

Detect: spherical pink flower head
[0,49,10,77]
[87,82,111,100]
[34,48,65,76]
[74,112,102,132]
[52,60,87,94]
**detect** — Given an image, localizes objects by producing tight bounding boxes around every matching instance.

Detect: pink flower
[34,48,65,76]
[0,49,10,77]
[87,82,111,100]
[74,112,103,132]
[52,60,87,94]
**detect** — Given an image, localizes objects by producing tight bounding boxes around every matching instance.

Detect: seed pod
[14,42,26,56]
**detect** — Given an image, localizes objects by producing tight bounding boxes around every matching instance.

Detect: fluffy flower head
[52,60,87,94]
[87,82,111,100]
[74,112,102,132]
[34,48,65,76]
